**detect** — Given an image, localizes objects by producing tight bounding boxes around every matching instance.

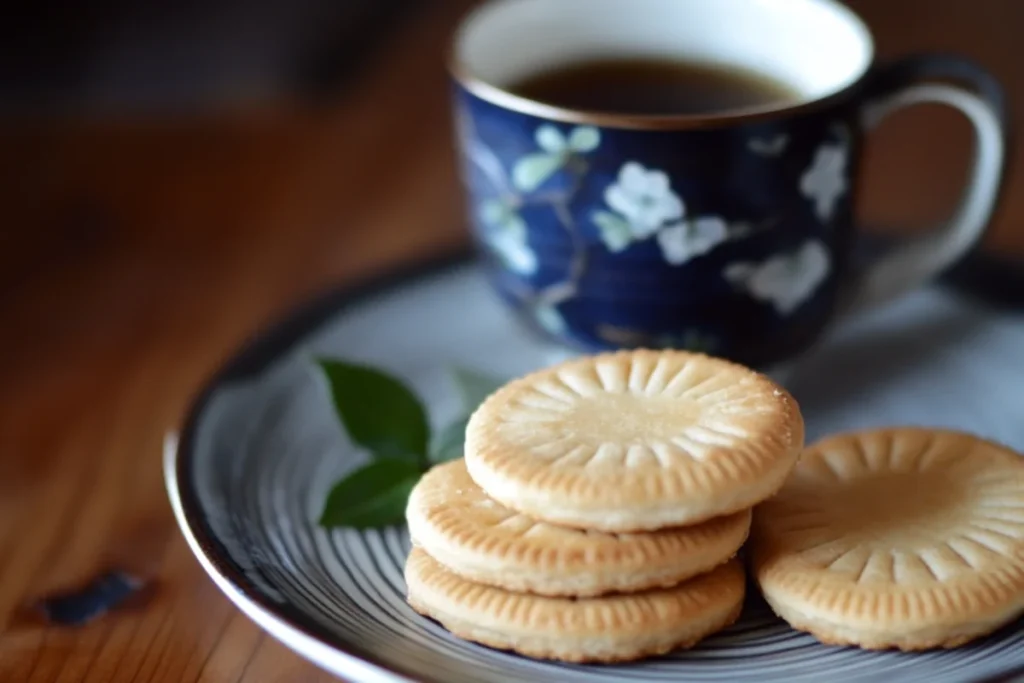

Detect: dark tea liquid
[508,57,799,116]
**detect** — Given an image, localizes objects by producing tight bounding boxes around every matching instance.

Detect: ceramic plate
[166,257,1024,683]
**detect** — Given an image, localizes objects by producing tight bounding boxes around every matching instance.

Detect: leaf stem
[527,156,590,308]
[462,125,593,311]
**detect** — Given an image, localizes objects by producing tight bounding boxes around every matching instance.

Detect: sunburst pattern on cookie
[752,428,1024,650]
[495,354,779,466]
[464,350,804,531]
[407,460,750,596]
[405,549,745,663]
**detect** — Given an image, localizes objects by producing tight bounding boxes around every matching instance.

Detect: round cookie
[405,548,745,663]
[751,427,1024,651]
[464,349,804,532]
[407,459,750,596]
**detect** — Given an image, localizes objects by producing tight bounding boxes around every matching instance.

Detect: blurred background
[3,1,1022,388]
[1,1,1022,680]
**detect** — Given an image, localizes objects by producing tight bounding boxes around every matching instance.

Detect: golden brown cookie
[751,427,1024,650]
[407,459,750,596]
[464,349,803,532]
[405,548,744,663]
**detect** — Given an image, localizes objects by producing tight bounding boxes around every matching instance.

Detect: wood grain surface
[1,1,1022,681]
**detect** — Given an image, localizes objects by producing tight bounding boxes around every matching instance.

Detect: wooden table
[2,1,1022,680]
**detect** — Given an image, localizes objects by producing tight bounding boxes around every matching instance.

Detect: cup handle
[845,54,1009,314]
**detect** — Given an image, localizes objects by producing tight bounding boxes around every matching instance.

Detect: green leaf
[535,304,567,335]
[479,198,507,225]
[535,124,567,153]
[429,416,470,464]
[319,459,422,529]
[593,211,633,252]
[498,211,529,240]
[450,366,505,412]
[568,126,601,152]
[318,359,430,464]
[512,153,564,192]
[480,199,527,240]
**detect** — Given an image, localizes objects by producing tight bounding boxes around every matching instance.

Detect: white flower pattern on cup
[725,240,831,314]
[748,134,789,157]
[604,162,684,239]
[657,217,730,265]
[480,199,537,275]
[800,141,849,222]
[512,124,601,192]
[592,161,734,264]
[465,110,840,325]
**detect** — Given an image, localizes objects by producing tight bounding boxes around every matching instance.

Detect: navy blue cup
[449,0,1007,369]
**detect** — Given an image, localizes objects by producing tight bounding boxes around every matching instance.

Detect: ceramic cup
[448,0,1007,369]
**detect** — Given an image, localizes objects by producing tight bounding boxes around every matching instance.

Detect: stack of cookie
[404,349,805,662]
